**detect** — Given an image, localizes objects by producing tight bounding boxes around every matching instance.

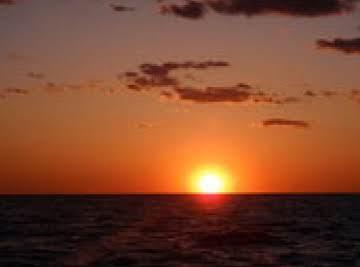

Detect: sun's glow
[191,166,230,194]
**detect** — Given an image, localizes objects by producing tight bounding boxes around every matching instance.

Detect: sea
[0,194,359,267]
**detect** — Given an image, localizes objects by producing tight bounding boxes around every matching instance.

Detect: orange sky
[0,0,360,193]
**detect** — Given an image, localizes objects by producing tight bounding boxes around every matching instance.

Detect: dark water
[1,195,360,267]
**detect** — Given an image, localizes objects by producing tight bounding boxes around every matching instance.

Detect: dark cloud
[206,0,357,16]
[159,0,358,19]
[2,87,29,95]
[350,89,360,103]
[124,71,138,78]
[139,60,230,76]
[121,60,304,105]
[27,72,45,80]
[304,90,317,97]
[262,118,310,128]
[122,60,230,91]
[0,0,15,5]
[236,82,252,89]
[160,0,206,19]
[322,90,338,97]
[110,4,135,12]
[275,96,301,104]
[174,86,251,103]
[351,89,360,96]
[167,84,299,104]
[42,81,101,94]
[251,92,301,104]
[317,37,360,54]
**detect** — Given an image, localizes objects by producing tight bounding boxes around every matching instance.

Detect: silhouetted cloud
[27,72,45,80]
[139,60,230,76]
[2,87,29,95]
[262,118,310,128]
[275,96,301,104]
[322,90,338,97]
[351,89,360,96]
[42,81,103,94]
[236,82,252,89]
[317,37,360,54]
[350,89,360,103]
[164,85,301,104]
[120,60,306,105]
[0,0,14,5]
[160,0,206,19]
[174,86,251,103]
[159,0,358,19]
[304,90,317,97]
[110,4,135,12]
[251,92,301,105]
[122,60,230,91]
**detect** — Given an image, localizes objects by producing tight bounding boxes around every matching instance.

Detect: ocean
[0,194,359,266]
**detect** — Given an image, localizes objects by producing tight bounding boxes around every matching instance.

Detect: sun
[198,173,223,193]
[191,166,230,194]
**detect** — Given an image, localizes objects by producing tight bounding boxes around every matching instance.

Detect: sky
[0,0,360,194]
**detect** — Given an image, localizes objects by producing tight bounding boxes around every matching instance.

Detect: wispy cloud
[110,4,135,12]
[159,0,358,19]
[121,60,305,105]
[27,72,45,80]
[1,87,30,95]
[317,37,360,54]
[262,118,310,128]
[304,90,317,97]
[160,0,206,19]
[120,60,230,91]
[350,89,360,103]
[0,0,15,5]
[173,85,251,103]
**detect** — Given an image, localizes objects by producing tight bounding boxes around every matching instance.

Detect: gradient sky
[1,0,360,193]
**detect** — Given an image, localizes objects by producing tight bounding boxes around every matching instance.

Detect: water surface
[1,194,359,266]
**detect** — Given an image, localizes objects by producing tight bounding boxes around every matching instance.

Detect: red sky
[0,0,360,193]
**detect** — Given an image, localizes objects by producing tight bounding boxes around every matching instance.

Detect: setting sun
[198,173,223,193]
[191,167,230,194]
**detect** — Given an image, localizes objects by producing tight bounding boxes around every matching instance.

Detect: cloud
[0,0,14,5]
[350,89,360,103]
[139,60,230,75]
[173,86,251,103]
[317,37,360,54]
[275,96,301,104]
[262,118,310,128]
[120,60,305,105]
[2,87,29,95]
[322,90,338,97]
[159,0,358,19]
[160,0,206,19]
[27,72,45,80]
[251,92,301,104]
[304,90,317,97]
[351,89,360,97]
[110,4,135,12]
[121,60,230,91]
[236,82,252,89]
